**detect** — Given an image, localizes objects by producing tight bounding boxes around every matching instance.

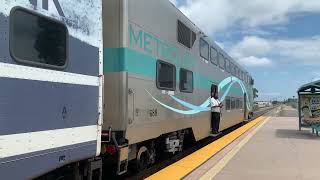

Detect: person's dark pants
[211,112,220,133]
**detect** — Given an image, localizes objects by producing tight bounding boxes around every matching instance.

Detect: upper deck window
[218,53,225,70]
[200,38,209,60]
[230,62,234,75]
[210,47,218,65]
[10,7,68,69]
[225,58,230,73]
[156,60,176,90]
[178,20,196,48]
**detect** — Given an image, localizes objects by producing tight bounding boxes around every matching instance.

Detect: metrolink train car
[0,0,255,179]
[0,0,103,179]
[102,0,255,174]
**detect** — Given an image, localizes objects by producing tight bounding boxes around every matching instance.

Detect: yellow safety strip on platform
[145,116,268,180]
[200,117,270,180]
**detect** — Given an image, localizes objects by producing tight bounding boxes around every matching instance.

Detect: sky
[170,0,320,101]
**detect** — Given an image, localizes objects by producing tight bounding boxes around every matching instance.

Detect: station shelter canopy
[297,80,320,131]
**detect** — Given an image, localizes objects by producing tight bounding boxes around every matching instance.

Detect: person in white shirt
[210,86,223,136]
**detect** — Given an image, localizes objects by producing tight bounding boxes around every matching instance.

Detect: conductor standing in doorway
[210,85,222,136]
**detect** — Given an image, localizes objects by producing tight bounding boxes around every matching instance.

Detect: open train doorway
[210,84,221,135]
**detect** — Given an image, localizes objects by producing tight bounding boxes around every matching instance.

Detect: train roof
[168,1,250,76]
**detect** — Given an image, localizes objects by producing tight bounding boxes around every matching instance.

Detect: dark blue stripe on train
[0,77,99,135]
[0,141,97,179]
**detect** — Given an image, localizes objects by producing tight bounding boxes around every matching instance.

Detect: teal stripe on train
[104,48,156,78]
[103,48,243,96]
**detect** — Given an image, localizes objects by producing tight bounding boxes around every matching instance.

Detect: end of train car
[0,0,103,179]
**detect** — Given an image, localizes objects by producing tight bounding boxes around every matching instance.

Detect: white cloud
[237,56,272,67]
[230,36,272,58]
[178,0,320,35]
[177,0,320,67]
[230,36,320,66]
[311,72,320,82]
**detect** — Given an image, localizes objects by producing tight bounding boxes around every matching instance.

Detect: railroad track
[105,106,277,180]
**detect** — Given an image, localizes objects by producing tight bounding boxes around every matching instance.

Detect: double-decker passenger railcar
[0,0,256,178]
[0,0,103,179]
[102,0,255,174]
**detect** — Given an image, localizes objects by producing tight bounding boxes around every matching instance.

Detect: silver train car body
[0,0,255,178]
[0,0,103,179]
[103,0,255,173]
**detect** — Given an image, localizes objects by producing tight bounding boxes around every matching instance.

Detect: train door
[211,84,218,123]
[244,93,247,119]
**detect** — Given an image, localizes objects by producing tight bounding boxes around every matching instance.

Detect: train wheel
[247,112,252,120]
[136,146,151,171]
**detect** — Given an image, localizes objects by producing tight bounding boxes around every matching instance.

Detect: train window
[240,99,243,109]
[236,99,240,109]
[178,20,196,48]
[250,78,255,85]
[230,62,234,75]
[10,7,68,69]
[210,47,218,65]
[156,60,176,90]
[191,31,196,47]
[225,58,230,73]
[180,68,193,93]
[200,38,209,60]
[218,53,224,70]
[226,97,231,110]
[231,98,236,109]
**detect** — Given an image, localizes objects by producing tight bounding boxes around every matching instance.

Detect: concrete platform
[185,106,320,180]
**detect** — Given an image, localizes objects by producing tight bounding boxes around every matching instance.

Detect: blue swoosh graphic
[146,76,252,115]
[170,95,209,111]
[146,90,204,115]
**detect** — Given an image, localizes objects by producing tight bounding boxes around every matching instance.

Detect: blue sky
[171,0,320,101]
